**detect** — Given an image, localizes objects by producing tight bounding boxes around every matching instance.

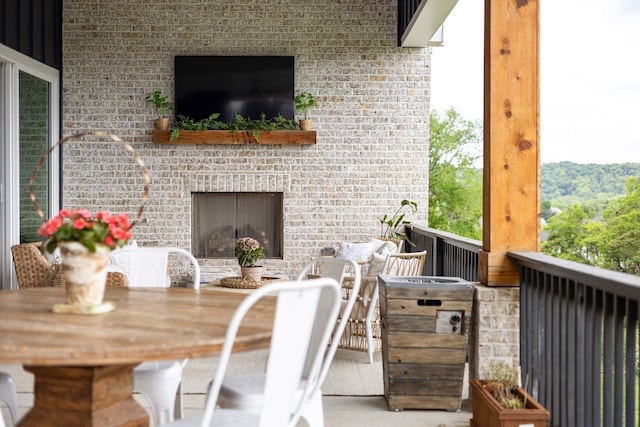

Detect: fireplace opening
[191,192,283,259]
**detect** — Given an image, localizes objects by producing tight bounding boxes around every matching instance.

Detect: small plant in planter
[235,237,266,282]
[483,361,526,409]
[168,113,297,142]
[379,199,418,248]
[294,92,316,130]
[470,361,550,427]
[145,90,173,130]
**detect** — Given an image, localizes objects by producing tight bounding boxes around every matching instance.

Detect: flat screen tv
[174,55,295,123]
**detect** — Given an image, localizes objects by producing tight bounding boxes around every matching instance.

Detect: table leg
[19,364,149,427]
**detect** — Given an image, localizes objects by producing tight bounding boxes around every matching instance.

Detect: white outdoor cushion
[336,241,379,262]
[366,252,389,277]
[374,239,399,255]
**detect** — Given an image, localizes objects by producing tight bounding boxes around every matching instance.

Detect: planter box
[470,379,550,427]
[379,276,475,411]
[152,130,316,145]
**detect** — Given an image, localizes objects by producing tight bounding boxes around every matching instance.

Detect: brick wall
[62,0,431,283]
[469,285,521,380]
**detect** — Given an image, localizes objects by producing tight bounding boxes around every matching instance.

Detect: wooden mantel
[152,130,316,145]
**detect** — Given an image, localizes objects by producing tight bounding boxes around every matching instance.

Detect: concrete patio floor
[1,349,473,426]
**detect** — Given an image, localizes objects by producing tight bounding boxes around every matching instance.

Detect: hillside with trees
[542,162,640,209]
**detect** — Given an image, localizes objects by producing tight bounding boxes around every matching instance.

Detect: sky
[430,0,640,165]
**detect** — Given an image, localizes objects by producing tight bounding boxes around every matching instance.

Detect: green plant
[483,361,526,409]
[169,113,297,141]
[145,90,173,118]
[235,237,265,267]
[38,209,133,253]
[379,199,418,246]
[294,92,316,119]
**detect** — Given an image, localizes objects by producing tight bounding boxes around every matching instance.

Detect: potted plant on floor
[146,90,173,130]
[470,361,550,427]
[378,199,418,249]
[294,92,316,130]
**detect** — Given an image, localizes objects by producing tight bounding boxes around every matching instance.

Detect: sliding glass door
[0,45,59,290]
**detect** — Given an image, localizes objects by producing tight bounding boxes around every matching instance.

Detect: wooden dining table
[0,286,275,427]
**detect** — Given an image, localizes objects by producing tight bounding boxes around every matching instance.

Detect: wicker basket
[219,276,282,289]
[22,131,150,292]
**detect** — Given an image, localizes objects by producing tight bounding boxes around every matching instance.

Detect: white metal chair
[113,246,201,425]
[340,250,427,363]
[217,257,361,427]
[0,372,19,427]
[160,277,342,427]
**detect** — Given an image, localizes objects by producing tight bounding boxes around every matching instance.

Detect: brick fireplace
[191,192,283,259]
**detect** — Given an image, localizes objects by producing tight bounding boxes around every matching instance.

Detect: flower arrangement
[38,209,133,254]
[235,237,265,267]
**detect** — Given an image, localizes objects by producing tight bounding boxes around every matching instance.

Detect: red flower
[73,218,87,229]
[38,209,134,253]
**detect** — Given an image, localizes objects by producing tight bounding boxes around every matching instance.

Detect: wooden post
[479,0,540,286]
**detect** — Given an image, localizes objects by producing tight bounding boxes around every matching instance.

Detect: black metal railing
[511,251,640,427]
[407,225,481,281]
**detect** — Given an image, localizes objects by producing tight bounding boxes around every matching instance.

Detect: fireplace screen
[191,192,283,259]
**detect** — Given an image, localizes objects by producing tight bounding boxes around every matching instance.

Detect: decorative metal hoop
[29,131,150,228]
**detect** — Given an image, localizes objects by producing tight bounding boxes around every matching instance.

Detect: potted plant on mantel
[470,361,550,427]
[145,90,173,130]
[294,92,316,131]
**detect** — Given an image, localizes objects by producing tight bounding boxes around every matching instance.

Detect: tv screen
[174,55,295,123]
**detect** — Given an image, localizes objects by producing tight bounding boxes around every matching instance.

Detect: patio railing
[407,225,480,281]
[511,251,640,427]
[408,226,640,427]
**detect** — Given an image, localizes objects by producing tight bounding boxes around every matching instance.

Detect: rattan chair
[10,242,129,288]
[340,251,427,363]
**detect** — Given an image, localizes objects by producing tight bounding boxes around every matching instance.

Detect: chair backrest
[10,243,51,288]
[11,242,129,288]
[296,257,361,392]
[385,251,427,276]
[112,247,201,289]
[201,277,341,427]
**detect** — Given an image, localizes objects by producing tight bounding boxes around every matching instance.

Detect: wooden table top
[0,287,275,366]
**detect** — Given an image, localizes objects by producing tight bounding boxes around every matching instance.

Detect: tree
[541,204,598,264]
[597,176,640,274]
[428,108,483,240]
[541,175,640,275]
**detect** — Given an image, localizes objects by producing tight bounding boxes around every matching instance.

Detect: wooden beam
[479,0,540,286]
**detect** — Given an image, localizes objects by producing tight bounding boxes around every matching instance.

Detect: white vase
[240,266,263,283]
[58,241,111,306]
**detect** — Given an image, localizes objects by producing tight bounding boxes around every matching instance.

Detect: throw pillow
[336,240,379,262]
[367,252,390,277]
[374,239,399,254]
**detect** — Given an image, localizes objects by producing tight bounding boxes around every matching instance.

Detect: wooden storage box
[379,275,475,412]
